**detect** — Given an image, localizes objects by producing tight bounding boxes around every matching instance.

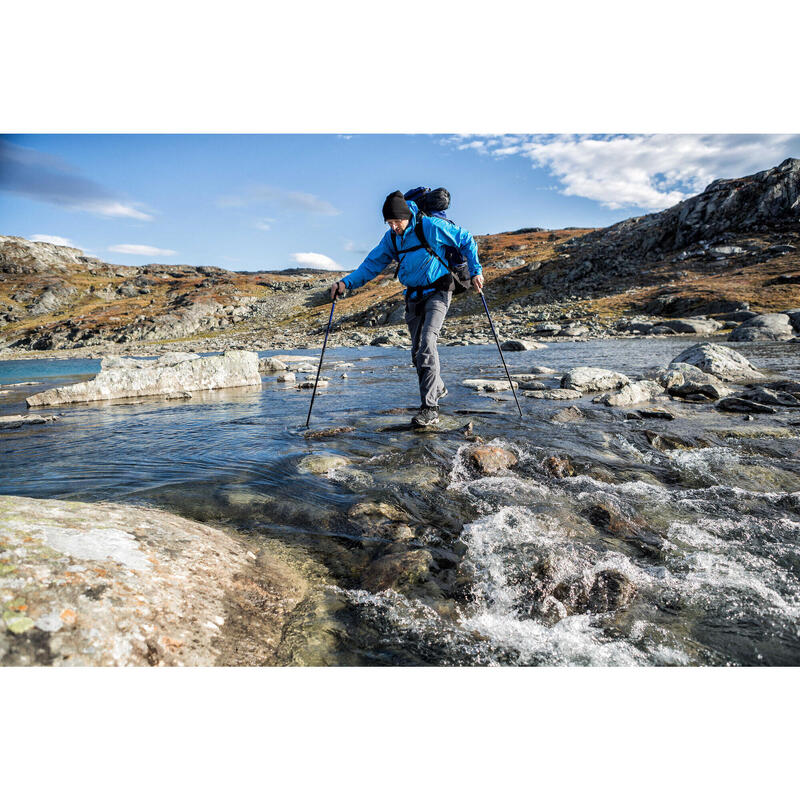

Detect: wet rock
[638,407,675,420]
[362,550,434,593]
[297,454,352,474]
[303,425,356,439]
[277,372,296,382]
[463,379,518,392]
[550,405,584,423]
[297,380,328,389]
[586,570,637,614]
[738,387,800,408]
[543,454,576,478]
[716,397,776,414]
[500,339,545,351]
[259,356,288,372]
[516,379,547,390]
[671,342,765,382]
[26,351,261,407]
[0,494,307,666]
[643,430,702,452]
[668,379,731,401]
[0,414,59,429]
[595,379,664,407]
[561,367,630,393]
[523,388,583,400]
[467,444,518,475]
[728,313,795,342]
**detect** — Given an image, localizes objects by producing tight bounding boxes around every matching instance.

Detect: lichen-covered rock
[594,380,664,407]
[671,342,765,382]
[0,495,307,666]
[26,351,261,407]
[561,367,630,393]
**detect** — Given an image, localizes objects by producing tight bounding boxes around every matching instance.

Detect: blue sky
[2,133,799,272]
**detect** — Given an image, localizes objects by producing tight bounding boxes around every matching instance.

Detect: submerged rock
[303,425,356,439]
[500,339,545,351]
[0,495,307,666]
[542,454,576,478]
[26,351,261,407]
[362,550,434,593]
[297,454,351,474]
[670,342,765,382]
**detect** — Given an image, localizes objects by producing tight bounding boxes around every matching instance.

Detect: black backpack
[390,186,472,296]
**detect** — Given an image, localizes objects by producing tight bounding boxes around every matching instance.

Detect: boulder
[467,445,518,475]
[259,356,289,372]
[26,351,261,407]
[670,342,765,382]
[657,318,724,335]
[277,372,296,382]
[500,339,545,351]
[561,367,630,393]
[594,380,664,407]
[0,495,306,666]
[728,313,795,342]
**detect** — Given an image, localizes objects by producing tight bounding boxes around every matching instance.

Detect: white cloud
[83,201,153,221]
[108,244,177,256]
[254,217,276,231]
[29,234,80,248]
[442,133,800,211]
[218,185,340,216]
[290,252,342,271]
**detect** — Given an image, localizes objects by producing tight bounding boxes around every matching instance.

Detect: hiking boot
[412,406,439,427]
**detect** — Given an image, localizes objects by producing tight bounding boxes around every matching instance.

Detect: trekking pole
[305,284,343,428]
[478,288,523,417]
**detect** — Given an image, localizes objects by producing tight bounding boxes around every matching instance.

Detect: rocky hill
[1,158,798,357]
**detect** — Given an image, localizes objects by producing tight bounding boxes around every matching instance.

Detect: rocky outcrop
[0,495,307,666]
[671,342,765,382]
[728,313,797,342]
[567,158,800,260]
[26,351,261,406]
[0,235,91,275]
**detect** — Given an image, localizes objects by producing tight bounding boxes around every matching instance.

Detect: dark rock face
[571,158,800,259]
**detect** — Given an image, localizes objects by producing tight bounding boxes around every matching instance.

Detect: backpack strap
[414,217,449,271]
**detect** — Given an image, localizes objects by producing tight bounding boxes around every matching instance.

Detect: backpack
[389,186,471,296]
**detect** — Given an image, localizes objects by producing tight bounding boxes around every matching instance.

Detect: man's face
[386,218,410,235]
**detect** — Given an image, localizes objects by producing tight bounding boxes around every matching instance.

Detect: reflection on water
[2,339,800,665]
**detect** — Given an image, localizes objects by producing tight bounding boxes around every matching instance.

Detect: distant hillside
[1,158,798,355]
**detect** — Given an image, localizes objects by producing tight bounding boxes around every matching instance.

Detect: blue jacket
[341,201,482,295]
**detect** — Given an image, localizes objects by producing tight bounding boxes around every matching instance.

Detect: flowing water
[2,338,800,665]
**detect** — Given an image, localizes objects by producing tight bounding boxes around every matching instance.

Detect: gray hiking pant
[405,288,451,408]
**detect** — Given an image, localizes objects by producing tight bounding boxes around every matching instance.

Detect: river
[2,337,799,665]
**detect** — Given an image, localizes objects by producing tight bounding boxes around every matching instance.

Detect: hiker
[330,189,484,427]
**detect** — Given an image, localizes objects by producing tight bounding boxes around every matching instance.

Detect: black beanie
[382,190,412,221]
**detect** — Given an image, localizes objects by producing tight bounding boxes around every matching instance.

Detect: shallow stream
[2,338,799,665]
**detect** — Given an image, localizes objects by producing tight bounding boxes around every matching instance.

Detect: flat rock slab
[26,351,261,407]
[463,379,519,392]
[0,495,307,666]
[523,388,583,400]
[0,414,59,429]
